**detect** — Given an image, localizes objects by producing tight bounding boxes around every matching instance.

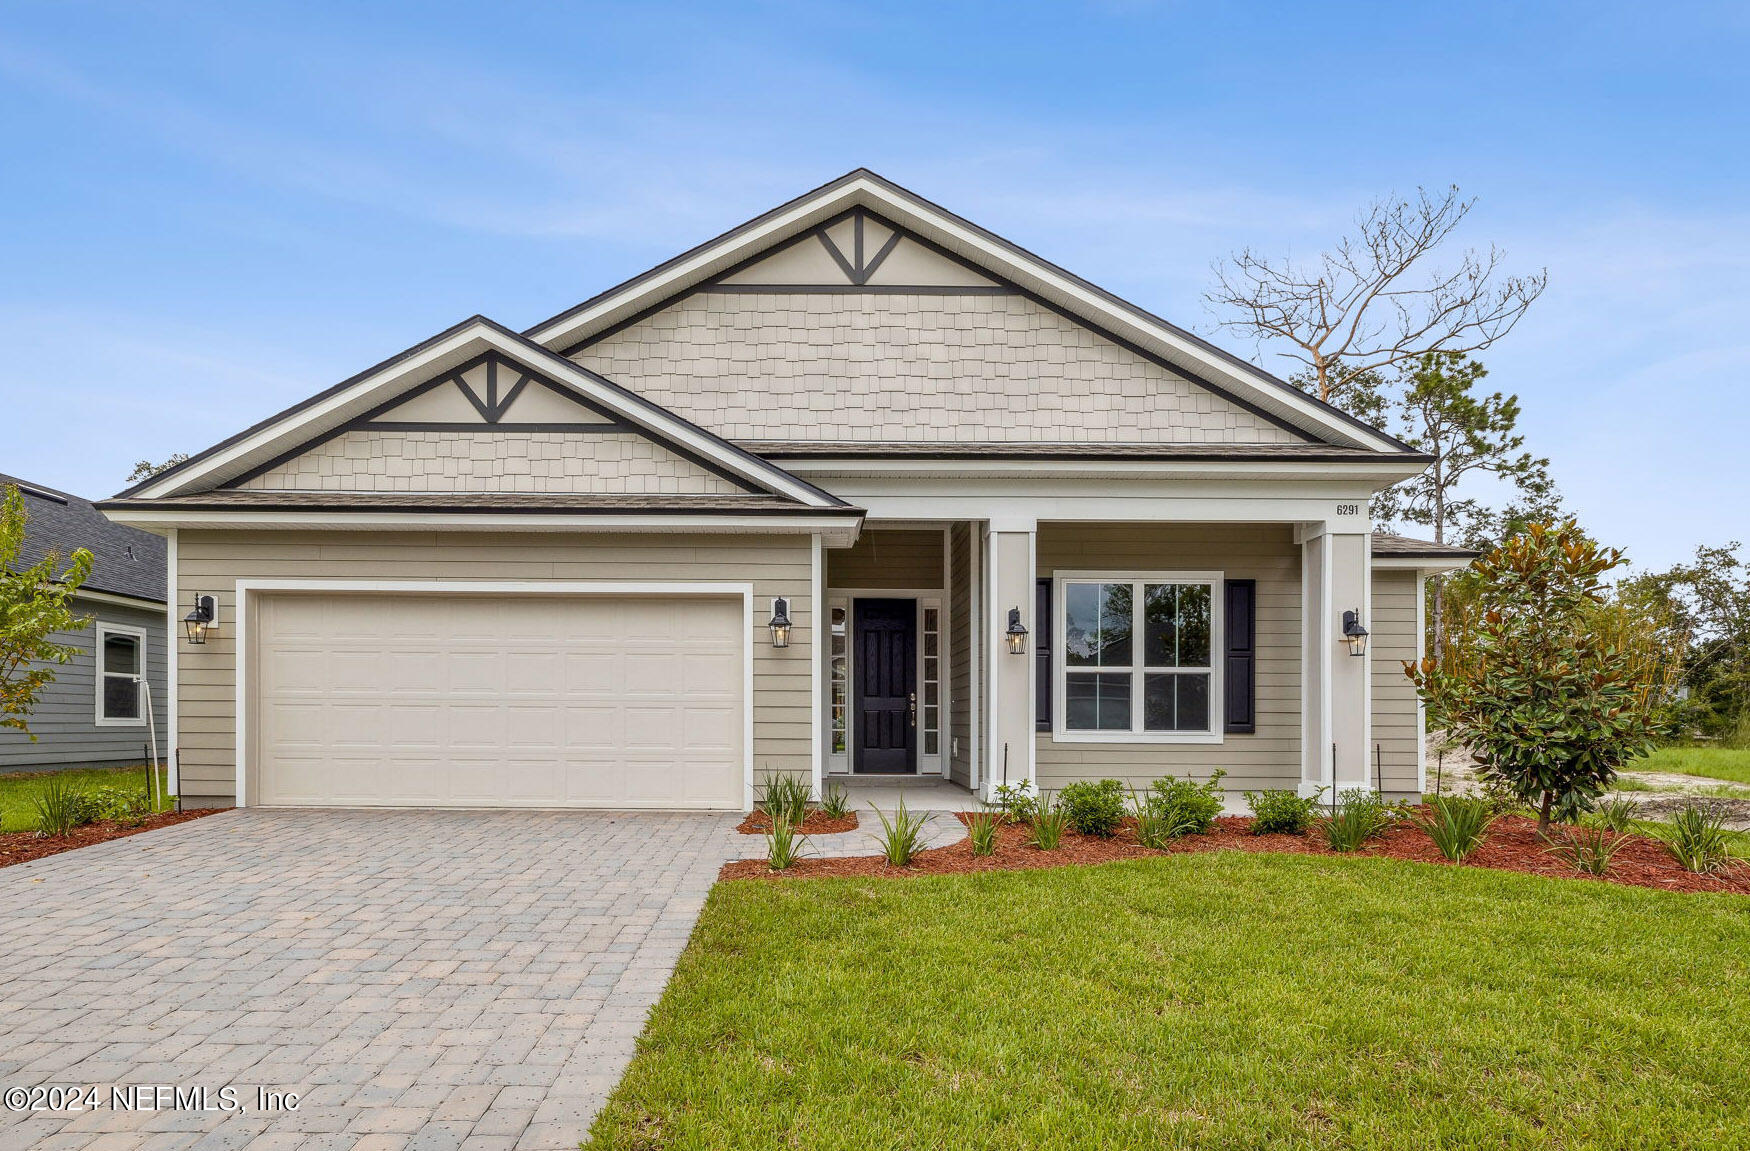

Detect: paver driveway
[0,809,744,1151]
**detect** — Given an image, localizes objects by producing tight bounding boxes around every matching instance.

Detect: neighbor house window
[95,625,146,726]
[1057,574,1221,741]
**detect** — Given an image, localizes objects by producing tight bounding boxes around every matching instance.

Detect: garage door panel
[256,593,744,809]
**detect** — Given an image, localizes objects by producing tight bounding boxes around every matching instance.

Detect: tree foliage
[1206,186,1546,409]
[127,453,190,483]
[1407,522,1667,831]
[1,485,94,736]
[1617,543,1750,738]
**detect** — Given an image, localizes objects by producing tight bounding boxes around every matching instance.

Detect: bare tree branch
[1205,186,1548,408]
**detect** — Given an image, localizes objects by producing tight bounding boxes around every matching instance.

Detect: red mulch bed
[720,812,1750,896]
[0,808,223,869]
[736,810,860,835]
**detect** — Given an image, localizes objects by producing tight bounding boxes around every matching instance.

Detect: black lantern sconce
[184,593,218,646]
[1006,606,1028,655]
[1341,609,1369,657]
[768,596,793,648]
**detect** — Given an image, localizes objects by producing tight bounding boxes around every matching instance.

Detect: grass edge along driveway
[587,852,1748,1151]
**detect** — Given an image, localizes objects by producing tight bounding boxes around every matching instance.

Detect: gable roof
[524,169,1416,454]
[118,316,848,510]
[1,472,165,603]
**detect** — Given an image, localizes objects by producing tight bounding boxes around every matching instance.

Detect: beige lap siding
[1369,570,1423,797]
[174,531,813,807]
[825,527,945,590]
[1034,523,1302,794]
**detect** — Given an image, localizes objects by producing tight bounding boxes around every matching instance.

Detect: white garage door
[254,593,745,809]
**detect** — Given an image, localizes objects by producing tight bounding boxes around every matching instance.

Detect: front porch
[818,520,1417,805]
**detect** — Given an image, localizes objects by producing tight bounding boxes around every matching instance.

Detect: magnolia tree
[1407,521,1665,831]
[1,485,93,736]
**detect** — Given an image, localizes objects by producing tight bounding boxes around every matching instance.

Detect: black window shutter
[1224,579,1256,734]
[1035,578,1053,731]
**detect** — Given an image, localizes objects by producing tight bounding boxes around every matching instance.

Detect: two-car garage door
[253,593,745,809]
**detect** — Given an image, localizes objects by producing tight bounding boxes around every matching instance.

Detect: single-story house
[100,170,1472,812]
[0,473,169,771]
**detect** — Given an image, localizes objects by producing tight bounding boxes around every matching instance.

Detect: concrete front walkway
[0,808,741,1151]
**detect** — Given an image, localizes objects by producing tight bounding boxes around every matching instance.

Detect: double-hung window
[1055,573,1221,742]
[95,624,146,726]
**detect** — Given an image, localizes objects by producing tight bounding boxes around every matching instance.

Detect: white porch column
[1301,528,1373,796]
[983,519,1036,800]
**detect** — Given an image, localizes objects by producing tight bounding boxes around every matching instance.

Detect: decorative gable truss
[232,351,755,496]
[714,207,1002,291]
[115,318,851,515]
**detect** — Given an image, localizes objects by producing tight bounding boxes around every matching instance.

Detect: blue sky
[2,1,1745,570]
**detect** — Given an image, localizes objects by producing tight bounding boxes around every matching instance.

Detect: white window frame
[94,623,148,728]
[1052,570,1224,745]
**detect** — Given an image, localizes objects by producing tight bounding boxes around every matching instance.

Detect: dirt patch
[720,812,1750,896]
[736,810,860,836]
[0,808,223,869]
[1621,794,1750,832]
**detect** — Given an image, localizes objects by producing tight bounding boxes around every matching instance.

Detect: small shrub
[88,785,151,825]
[965,810,1001,857]
[991,781,1038,824]
[1588,796,1640,833]
[1027,796,1068,851]
[1245,788,1323,836]
[1544,826,1631,876]
[1413,795,1496,861]
[1319,789,1396,853]
[757,773,810,827]
[31,778,96,837]
[765,815,808,871]
[872,799,929,867]
[1141,770,1226,835]
[1132,792,1196,851]
[1059,779,1127,837]
[1658,803,1740,875]
[818,783,850,820]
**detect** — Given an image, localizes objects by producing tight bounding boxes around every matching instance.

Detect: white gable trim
[128,318,844,508]
[523,171,1408,453]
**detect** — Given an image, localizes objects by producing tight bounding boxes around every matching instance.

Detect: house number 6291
[1335,503,1362,517]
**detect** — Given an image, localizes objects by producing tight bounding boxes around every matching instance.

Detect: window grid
[1061,577,1218,738]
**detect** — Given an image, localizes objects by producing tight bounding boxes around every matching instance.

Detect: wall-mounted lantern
[184,593,218,646]
[768,596,793,648]
[1341,609,1369,657]
[1006,606,1028,655]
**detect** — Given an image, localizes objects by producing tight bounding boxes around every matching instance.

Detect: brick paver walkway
[0,809,741,1151]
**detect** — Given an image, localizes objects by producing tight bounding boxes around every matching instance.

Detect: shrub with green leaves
[757,773,810,827]
[1413,795,1496,861]
[1059,778,1127,837]
[1657,803,1739,875]
[872,799,929,867]
[1245,788,1322,836]
[965,810,1001,857]
[1319,789,1397,852]
[88,785,150,825]
[1544,826,1631,876]
[1027,796,1068,851]
[991,782,1038,823]
[765,815,808,871]
[1140,770,1226,834]
[31,777,95,837]
[1588,796,1640,833]
[1132,793,1196,851]
[818,783,850,820]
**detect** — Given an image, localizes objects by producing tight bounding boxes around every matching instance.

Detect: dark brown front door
[854,598,917,774]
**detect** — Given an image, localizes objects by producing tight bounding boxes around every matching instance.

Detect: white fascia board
[134,320,837,509]
[101,508,864,546]
[73,588,170,613]
[1370,555,1474,573]
[777,457,1430,487]
[526,173,1402,452]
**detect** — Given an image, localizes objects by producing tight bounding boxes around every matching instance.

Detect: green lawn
[1626,745,1750,785]
[588,854,1749,1150]
[0,764,172,833]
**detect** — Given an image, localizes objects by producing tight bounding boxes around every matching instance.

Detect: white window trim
[1051,570,1224,745]
[94,622,149,728]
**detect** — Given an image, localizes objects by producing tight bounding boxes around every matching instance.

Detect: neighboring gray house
[0,473,168,771]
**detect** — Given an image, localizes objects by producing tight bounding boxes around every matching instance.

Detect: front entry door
[854,598,917,774]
